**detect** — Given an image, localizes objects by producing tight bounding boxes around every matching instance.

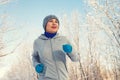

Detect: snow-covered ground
[0,52,17,79]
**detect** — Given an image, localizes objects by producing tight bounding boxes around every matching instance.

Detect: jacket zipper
[50,38,60,80]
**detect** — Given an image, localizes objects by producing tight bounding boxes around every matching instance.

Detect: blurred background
[0,0,120,80]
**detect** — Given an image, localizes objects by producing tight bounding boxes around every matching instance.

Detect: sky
[0,0,88,55]
[0,0,86,30]
[0,0,87,54]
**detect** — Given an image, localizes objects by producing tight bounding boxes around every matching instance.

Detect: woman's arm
[63,37,79,62]
[32,40,44,73]
[32,41,40,67]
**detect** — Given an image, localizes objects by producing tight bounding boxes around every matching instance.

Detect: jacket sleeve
[64,37,79,62]
[67,47,79,62]
[32,40,40,67]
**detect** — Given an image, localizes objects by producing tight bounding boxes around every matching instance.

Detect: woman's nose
[52,22,56,25]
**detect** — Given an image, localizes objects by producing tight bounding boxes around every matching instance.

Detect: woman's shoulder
[56,33,66,39]
[56,34,69,42]
[33,35,43,43]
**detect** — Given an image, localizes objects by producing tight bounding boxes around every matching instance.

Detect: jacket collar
[44,32,57,38]
[39,33,60,40]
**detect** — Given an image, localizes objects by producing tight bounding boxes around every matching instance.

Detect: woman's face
[45,19,59,33]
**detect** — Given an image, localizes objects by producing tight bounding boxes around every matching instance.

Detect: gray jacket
[32,34,78,80]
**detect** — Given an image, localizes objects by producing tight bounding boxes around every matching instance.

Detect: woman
[32,15,78,80]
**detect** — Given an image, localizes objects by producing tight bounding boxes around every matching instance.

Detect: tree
[84,0,120,79]
[0,14,23,57]
[4,41,37,80]
[0,0,14,5]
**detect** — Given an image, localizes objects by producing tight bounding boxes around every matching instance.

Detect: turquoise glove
[62,44,72,53]
[35,63,44,73]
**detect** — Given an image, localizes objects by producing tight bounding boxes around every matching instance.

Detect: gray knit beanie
[43,15,59,30]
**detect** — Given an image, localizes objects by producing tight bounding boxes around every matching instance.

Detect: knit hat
[43,15,59,30]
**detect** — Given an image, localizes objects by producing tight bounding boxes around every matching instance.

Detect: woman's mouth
[51,26,57,29]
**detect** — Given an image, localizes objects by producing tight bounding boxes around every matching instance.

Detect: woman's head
[43,15,59,33]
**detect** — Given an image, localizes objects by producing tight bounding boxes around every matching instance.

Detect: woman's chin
[50,30,58,33]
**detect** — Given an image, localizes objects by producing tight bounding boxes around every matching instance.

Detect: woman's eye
[55,21,58,23]
[49,20,53,22]
[49,20,58,23]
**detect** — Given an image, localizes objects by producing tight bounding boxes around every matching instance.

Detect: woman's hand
[62,44,72,53]
[35,63,44,73]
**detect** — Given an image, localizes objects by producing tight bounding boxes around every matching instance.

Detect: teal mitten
[62,44,72,53]
[35,63,44,73]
